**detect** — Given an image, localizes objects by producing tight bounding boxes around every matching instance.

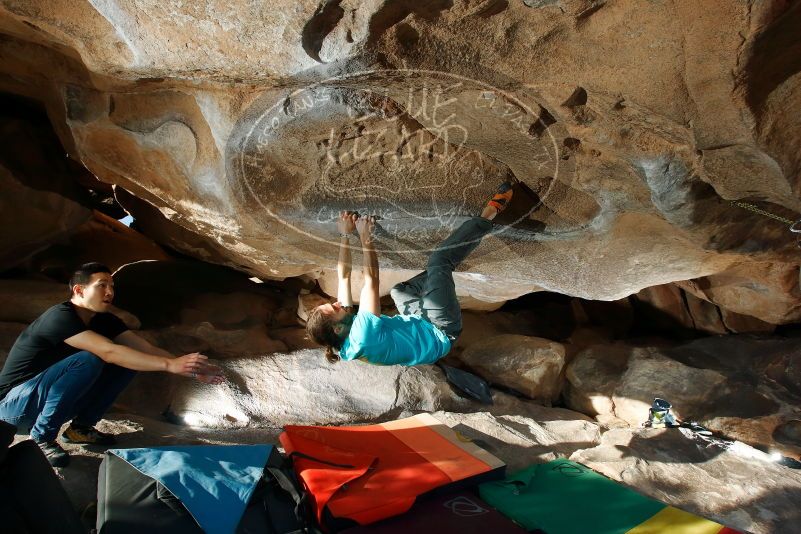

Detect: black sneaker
[61,424,117,446]
[36,440,70,467]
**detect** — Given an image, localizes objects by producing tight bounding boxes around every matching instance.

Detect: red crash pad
[279,413,505,528]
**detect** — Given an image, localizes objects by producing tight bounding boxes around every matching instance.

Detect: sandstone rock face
[0,279,139,329]
[0,1,798,324]
[112,260,291,328]
[316,269,509,311]
[458,334,566,402]
[142,323,288,360]
[0,95,93,271]
[572,427,801,534]
[0,279,72,323]
[297,290,331,322]
[564,343,631,416]
[2,5,801,528]
[0,97,169,276]
[456,309,544,351]
[611,351,728,426]
[28,210,171,277]
[118,313,591,429]
[677,263,801,326]
[120,348,473,427]
[566,336,801,458]
[0,166,91,271]
[424,410,600,473]
[633,281,779,335]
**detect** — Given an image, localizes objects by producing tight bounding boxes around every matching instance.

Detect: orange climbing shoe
[487,181,514,214]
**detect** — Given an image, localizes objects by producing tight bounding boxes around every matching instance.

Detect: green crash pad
[479,459,666,534]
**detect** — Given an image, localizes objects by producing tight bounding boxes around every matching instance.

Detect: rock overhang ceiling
[0,0,799,323]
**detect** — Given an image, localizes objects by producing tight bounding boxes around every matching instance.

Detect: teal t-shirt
[340,310,452,366]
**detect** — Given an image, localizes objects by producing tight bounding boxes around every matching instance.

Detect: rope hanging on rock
[729,200,801,247]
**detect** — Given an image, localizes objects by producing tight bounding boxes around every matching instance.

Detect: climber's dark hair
[306,306,353,363]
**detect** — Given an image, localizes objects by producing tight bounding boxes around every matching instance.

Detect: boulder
[422,410,600,473]
[611,350,728,426]
[633,284,694,333]
[120,348,472,427]
[719,309,776,334]
[632,283,729,335]
[2,4,801,528]
[677,262,801,326]
[143,322,288,360]
[0,98,93,271]
[633,279,786,334]
[2,2,800,322]
[297,291,331,322]
[112,260,285,328]
[683,291,728,334]
[566,336,801,457]
[316,269,507,311]
[455,310,537,353]
[29,210,171,278]
[0,279,71,323]
[458,334,566,402]
[117,339,595,430]
[267,326,319,351]
[572,427,801,534]
[774,420,801,449]
[0,164,91,272]
[563,343,631,416]
[0,278,139,329]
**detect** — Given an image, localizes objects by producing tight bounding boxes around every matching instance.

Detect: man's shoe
[61,424,117,446]
[36,440,70,467]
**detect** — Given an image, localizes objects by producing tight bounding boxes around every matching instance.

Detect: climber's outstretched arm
[356,215,380,316]
[336,211,357,307]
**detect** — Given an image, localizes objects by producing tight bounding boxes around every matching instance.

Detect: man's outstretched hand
[356,215,376,243]
[337,211,358,235]
[166,352,226,384]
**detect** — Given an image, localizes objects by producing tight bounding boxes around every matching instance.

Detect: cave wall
[0,0,799,323]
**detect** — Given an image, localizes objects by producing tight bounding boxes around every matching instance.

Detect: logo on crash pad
[442,495,490,516]
[229,68,567,255]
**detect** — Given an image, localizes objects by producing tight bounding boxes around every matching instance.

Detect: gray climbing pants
[390,217,492,340]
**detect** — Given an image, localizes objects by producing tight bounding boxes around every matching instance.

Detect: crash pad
[280,413,505,528]
[479,459,741,534]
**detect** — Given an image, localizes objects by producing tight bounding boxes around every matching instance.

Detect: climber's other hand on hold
[337,211,358,235]
[356,215,376,243]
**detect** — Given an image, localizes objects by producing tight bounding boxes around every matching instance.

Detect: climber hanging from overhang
[305,182,523,390]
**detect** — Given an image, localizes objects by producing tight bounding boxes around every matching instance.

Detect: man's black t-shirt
[0,302,128,401]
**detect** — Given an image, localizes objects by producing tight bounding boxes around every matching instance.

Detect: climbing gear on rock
[643,397,800,469]
[729,200,796,225]
[729,200,801,247]
[642,398,679,428]
[680,420,713,436]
